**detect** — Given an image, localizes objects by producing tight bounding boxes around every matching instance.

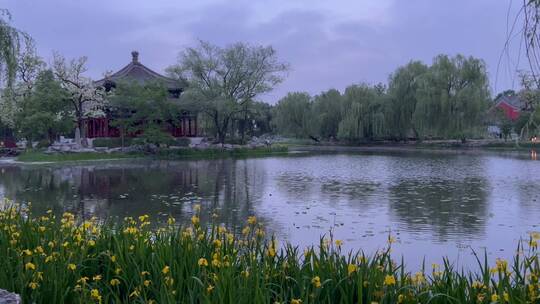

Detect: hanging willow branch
[520,1,540,86]
[0,9,29,88]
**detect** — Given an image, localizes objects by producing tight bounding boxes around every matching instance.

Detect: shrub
[134,126,175,147]
[36,139,50,149]
[92,138,134,148]
[174,137,191,147]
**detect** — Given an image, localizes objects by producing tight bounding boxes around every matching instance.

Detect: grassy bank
[279,138,540,151]
[157,145,288,160]
[16,146,289,163]
[1,205,539,303]
[16,151,141,163]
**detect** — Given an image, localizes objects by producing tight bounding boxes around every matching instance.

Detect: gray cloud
[3,0,526,102]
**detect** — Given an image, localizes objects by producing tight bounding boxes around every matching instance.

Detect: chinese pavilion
[83,51,197,138]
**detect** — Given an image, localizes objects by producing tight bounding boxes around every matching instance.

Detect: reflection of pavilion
[0,159,276,238]
[71,163,201,219]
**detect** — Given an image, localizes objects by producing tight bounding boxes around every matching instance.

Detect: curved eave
[94,62,183,90]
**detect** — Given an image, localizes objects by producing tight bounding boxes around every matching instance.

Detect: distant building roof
[494,94,526,110]
[95,51,183,91]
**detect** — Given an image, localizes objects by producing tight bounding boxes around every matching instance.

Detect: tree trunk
[239,107,248,144]
[218,131,226,145]
[121,128,125,152]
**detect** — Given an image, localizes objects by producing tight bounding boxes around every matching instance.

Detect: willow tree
[387,61,428,140]
[0,9,32,139]
[312,89,343,139]
[168,41,288,143]
[337,84,387,141]
[413,55,490,142]
[273,92,314,138]
[0,9,28,87]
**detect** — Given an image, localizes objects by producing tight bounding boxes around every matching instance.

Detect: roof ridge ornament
[131,51,139,64]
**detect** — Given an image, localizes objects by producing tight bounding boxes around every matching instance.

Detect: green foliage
[490,107,515,140]
[16,69,71,143]
[0,9,29,87]
[134,125,175,147]
[1,205,540,303]
[233,101,274,141]
[387,61,428,139]
[158,145,288,159]
[273,92,314,138]
[109,80,181,147]
[92,138,134,148]
[516,73,540,139]
[174,137,191,147]
[273,54,491,142]
[337,84,388,141]
[312,89,343,139]
[17,151,138,162]
[414,55,490,141]
[170,40,288,143]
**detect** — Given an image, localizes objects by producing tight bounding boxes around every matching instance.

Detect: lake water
[1,150,539,268]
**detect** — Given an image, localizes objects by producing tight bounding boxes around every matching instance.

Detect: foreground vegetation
[1,204,540,303]
[16,146,288,163]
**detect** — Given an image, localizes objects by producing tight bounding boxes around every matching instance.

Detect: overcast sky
[2,0,528,102]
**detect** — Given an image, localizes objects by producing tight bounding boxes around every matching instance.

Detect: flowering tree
[52,52,105,138]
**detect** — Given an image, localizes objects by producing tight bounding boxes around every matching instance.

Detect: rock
[74,127,81,147]
[0,289,20,304]
[0,148,20,157]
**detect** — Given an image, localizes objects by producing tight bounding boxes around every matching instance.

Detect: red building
[492,94,527,121]
[83,51,197,138]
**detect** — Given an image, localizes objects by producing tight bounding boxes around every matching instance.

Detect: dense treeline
[0,9,524,145]
[274,55,491,142]
[0,10,285,146]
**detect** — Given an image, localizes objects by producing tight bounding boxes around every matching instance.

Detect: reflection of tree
[206,159,268,233]
[388,177,489,241]
[276,172,315,198]
[320,179,379,201]
[516,182,540,218]
[0,165,74,214]
[0,160,272,233]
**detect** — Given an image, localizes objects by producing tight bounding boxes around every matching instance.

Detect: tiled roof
[495,94,525,110]
[94,51,182,90]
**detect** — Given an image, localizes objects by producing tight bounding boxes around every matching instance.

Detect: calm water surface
[1,150,539,268]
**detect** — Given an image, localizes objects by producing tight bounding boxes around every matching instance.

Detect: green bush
[36,139,50,149]
[92,138,134,148]
[133,126,175,147]
[174,137,191,147]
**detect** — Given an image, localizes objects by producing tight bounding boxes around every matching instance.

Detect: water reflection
[0,160,269,234]
[389,177,488,242]
[0,151,539,266]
